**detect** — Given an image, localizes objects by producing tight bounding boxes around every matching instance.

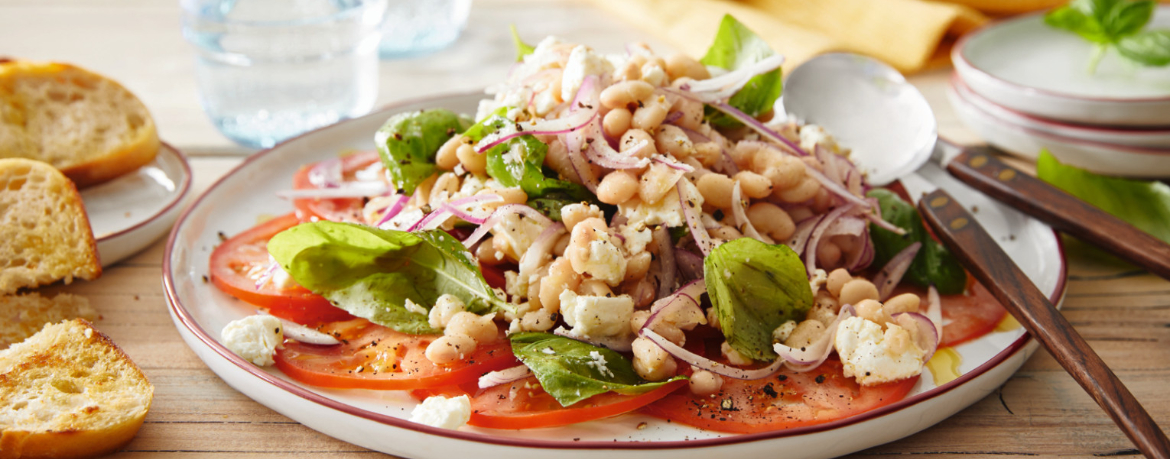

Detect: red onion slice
[518,222,565,286]
[563,129,600,192]
[276,182,391,200]
[475,110,597,153]
[893,311,940,363]
[253,256,280,291]
[652,156,695,172]
[373,194,411,227]
[804,166,872,209]
[642,328,785,380]
[786,215,824,257]
[731,181,773,244]
[641,280,707,335]
[927,285,943,339]
[307,157,342,188]
[652,226,678,299]
[674,249,705,282]
[258,311,341,346]
[677,181,714,256]
[461,203,553,249]
[581,121,651,169]
[873,241,922,300]
[825,216,867,237]
[772,304,855,369]
[478,364,533,389]
[409,206,454,232]
[685,55,785,95]
[804,204,855,277]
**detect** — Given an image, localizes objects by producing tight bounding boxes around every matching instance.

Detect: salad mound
[211,15,1005,434]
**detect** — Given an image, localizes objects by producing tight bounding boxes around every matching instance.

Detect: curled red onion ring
[642,328,786,380]
[893,311,940,363]
[408,206,453,232]
[773,304,856,371]
[674,249,705,282]
[653,226,677,299]
[678,181,714,256]
[804,166,872,209]
[804,204,855,276]
[652,156,695,172]
[478,364,533,389]
[462,204,553,249]
[258,310,340,345]
[641,280,706,335]
[582,121,651,169]
[873,242,922,300]
[373,194,411,227]
[683,55,785,99]
[253,256,280,291]
[731,181,773,244]
[927,285,943,339]
[475,110,597,153]
[786,215,824,257]
[518,222,565,286]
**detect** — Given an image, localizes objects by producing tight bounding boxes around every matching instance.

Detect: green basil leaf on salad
[700,14,784,127]
[375,109,472,195]
[1117,30,1170,66]
[1044,0,1167,72]
[704,238,812,362]
[867,189,967,295]
[1036,149,1170,244]
[510,332,685,406]
[510,24,535,62]
[267,221,513,334]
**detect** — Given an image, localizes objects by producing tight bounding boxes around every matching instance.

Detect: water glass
[181,0,388,149]
[378,0,471,58]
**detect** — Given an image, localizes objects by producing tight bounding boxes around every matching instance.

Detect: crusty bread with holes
[0,319,153,459]
[0,60,160,188]
[0,292,97,350]
[0,158,101,294]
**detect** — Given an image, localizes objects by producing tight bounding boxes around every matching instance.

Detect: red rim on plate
[162,94,1070,450]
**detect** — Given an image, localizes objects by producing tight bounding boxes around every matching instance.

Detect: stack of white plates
[949,7,1170,177]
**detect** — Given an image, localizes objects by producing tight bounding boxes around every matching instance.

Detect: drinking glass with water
[181,0,387,149]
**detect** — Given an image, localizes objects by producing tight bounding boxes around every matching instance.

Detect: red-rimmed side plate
[82,143,192,266]
[163,93,1067,459]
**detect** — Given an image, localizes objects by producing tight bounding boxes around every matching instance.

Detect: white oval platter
[164,92,1067,459]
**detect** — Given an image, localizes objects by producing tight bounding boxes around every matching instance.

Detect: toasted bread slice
[0,293,97,350]
[0,319,152,459]
[0,158,101,295]
[0,60,160,188]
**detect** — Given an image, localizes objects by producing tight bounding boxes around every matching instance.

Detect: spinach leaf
[375,109,471,195]
[462,107,598,208]
[510,25,535,62]
[1044,0,1167,72]
[704,238,812,361]
[700,14,784,127]
[867,189,967,294]
[1036,149,1170,244]
[510,333,684,406]
[267,221,512,334]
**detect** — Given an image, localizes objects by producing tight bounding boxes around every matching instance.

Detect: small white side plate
[947,76,1170,178]
[954,7,1170,127]
[81,144,192,266]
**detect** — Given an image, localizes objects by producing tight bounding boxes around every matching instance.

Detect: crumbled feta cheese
[641,63,668,87]
[491,212,548,259]
[575,237,628,286]
[502,141,526,166]
[809,268,828,296]
[586,350,615,378]
[381,207,424,231]
[531,88,560,116]
[410,395,472,430]
[620,223,653,255]
[505,270,526,298]
[835,317,926,386]
[620,177,703,228]
[561,45,615,102]
[559,291,634,338]
[222,315,284,366]
[772,320,798,343]
[799,124,839,153]
[404,298,427,316]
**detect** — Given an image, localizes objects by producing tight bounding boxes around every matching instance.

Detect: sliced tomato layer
[209,213,354,324]
[939,278,1007,347]
[275,319,518,390]
[416,376,686,430]
[292,151,382,223]
[640,359,918,434]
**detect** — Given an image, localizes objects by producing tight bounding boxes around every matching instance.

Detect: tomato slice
[209,213,354,324]
[640,359,917,434]
[416,376,686,430]
[275,319,519,390]
[292,151,382,222]
[939,279,1007,347]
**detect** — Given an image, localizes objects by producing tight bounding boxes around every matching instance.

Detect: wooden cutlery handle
[918,189,1170,459]
[946,147,1170,281]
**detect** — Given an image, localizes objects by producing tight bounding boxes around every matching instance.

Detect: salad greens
[267,221,513,334]
[375,109,471,195]
[1045,0,1170,72]
[867,189,967,295]
[461,107,601,219]
[1036,149,1170,244]
[510,333,684,406]
[510,25,535,62]
[704,238,812,362]
[700,14,784,127]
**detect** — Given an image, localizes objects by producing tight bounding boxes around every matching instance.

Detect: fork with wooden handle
[918,188,1170,459]
[945,146,1170,281]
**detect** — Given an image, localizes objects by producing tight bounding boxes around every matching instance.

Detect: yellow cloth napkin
[588,0,989,74]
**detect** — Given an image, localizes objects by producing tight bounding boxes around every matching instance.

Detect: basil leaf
[1045,6,1111,43]
[1118,30,1170,66]
[867,189,966,295]
[1105,0,1155,38]
[375,109,471,195]
[704,238,812,361]
[268,221,512,334]
[510,333,684,406]
[510,25,535,62]
[700,14,784,127]
[1036,150,1170,244]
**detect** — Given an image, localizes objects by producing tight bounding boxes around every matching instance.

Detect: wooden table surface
[3,0,1168,457]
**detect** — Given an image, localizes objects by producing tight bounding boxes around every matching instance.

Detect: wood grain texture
[947,147,1170,282]
[918,188,1170,459]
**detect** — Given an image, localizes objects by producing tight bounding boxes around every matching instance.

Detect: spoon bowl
[782,53,937,186]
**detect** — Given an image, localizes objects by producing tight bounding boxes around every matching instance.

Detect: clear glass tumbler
[378,0,471,58]
[181,0,388,149]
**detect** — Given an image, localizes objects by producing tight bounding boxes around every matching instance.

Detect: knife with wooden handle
[944,145,1170,281]
[918,188,1170,459]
